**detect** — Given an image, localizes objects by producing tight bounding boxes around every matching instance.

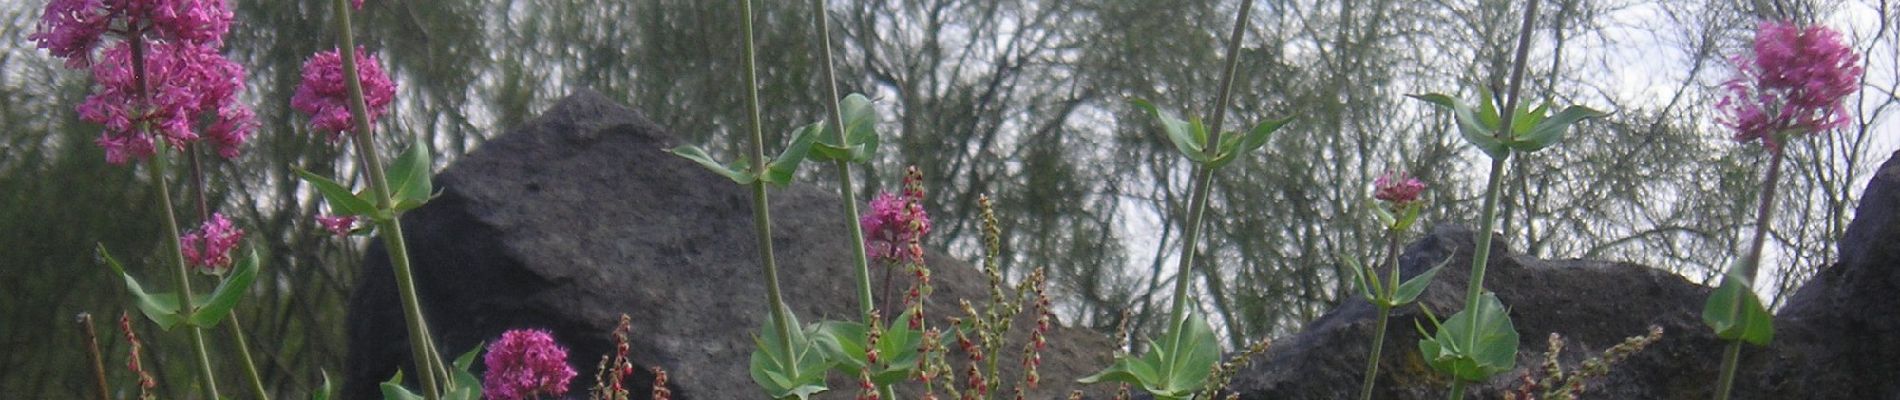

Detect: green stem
[152,150,222,399]
[1448,380,1466,400]
[1714,144,1786,400]
[1165,0,1253,359]
[1451,0,1539,394]
[226,315,272,400]
[810,0,877,329]
[332,0,444,397]
[741,0,796,357]
[1358,230,1404,400]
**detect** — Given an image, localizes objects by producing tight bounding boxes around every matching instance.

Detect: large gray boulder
[344,90,1113,399]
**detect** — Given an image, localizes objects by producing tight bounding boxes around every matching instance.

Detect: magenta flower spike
[291,46,397,141]
[1718,21,1863,150]
[860,191,931,266]
[32,0,253,165]
[180,212,243,275]
[482,329,578,400]
[1372,171,1427,207]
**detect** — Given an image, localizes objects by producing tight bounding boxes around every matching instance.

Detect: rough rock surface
[1231,153,1900,399]
[344,90,1113,399]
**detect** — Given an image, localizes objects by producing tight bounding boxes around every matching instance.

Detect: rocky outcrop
[1232,153,1900,399]
[343,90,1112,399]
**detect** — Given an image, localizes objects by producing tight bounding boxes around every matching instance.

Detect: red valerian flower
[1372,171,1427,206]
[1718,21,1863,150]
[181,212,243,275]
[483,329,578,400]
[291,46,397,141]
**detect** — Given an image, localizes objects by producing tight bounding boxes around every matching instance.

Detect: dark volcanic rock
[1230,224,1728,399]
[345,90,1112,399]
[1234,152,1900,399]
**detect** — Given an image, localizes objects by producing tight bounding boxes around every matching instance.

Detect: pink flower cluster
[180,212,243,275]
[1718,21,1863,150]
[1373,171,1427,206]
[290,47,397,141]
[860,182,931,265]
[315,214,360,238]
[30,0,254,165]
[483,329,577,400]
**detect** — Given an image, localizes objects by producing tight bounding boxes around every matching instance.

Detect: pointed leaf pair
[379,371,425,400]
[762,124,821,185]
[98,245,184,330]
[1417,292,1519,382]
[443,342,486,400]
[1080,312,1220,399]
[1206,117,1294,169]
[812,93,882,163]
[187,249,260,328]
[1511,105,1607,153]
[388,143,436,212]
[1411,92,1605,157]
[1344,252,1445,308]
[1410,93,1508,159]
[295,168,381,220]
[1133,99,1212,164]
[812,310,923,385]
[1702,270,1774,346]
[749,307,831,399]
[1389,256,1449,306]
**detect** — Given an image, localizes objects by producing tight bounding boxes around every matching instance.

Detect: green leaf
[1343,255,1381,303]
[294,168,378,217]
[98,245,184,330]
[1393,202,1424,232]
[1511,105,1606,153]
[839,94,881,163]
[1421,292,1519,381]
[1133,99,1209,163]
[1410,93,1507,159]
[312,370,335,400]
[1702,271,1775,346]
[188,249,260,328]
[749,307,830,399]
[1368,200,1399,229]
[1161,313,1221,395]
[1078,343,1162,387]
[443,342,486,400]
[388,143,435,212]
[1207,117,1293,169]
[763,123,821,185]
[1511,102,1549,136]
[1389,255,1449,306]
[666,145,756,184]
[380,371,425,400]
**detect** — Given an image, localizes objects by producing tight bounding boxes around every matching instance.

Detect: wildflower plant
[1408,1,1604,397]
[1348,171,1446,400]
[482,329,578,400]
[1081,1,1292,398]
[1705,20,1862,400]
[33,0,274,397]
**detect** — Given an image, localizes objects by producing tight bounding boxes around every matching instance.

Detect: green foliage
[811,93,881,164]
[812,309,922,386]
[749,307,831,399]
[379,344,484,400]
[1080,312,1221,399]
[388,143,437,212]
[295,168,383,220]
[1132,99,1293,170]
[1417,292,1520,381]
[1702,270,1774,346]
[1347,254,1446,308]
[665,145,756,185]
[98,244,185,330]
[312,371,336,400]
[1409,92,1605,158]
[187,249,261,328]
[668,122,823,186]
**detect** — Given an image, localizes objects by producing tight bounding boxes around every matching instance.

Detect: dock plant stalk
[330,0,447,397]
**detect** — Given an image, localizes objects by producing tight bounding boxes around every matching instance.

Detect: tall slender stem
[810,0,876,325]
[1358,231,1403,400]
[1715,148,1786,400]
[1450,2,1539,397]
[227,315,272,400]
[1165,0,1253,358]
[811,1,889,395]
[152,149,222,399]
[742,0,796,355]
[332,0,443,397]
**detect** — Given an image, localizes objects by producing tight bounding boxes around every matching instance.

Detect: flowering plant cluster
[1718,21,1863,150]
[483,329,578,400]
